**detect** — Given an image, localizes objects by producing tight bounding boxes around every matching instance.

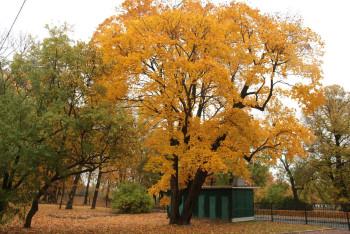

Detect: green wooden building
[175,186,256,222]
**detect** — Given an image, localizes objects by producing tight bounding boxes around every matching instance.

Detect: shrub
[0,189,28,224]
[278,197,313,210]
[257,196,313,210]
[111,182,153,213]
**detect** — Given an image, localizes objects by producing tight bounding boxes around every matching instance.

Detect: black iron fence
[254,203,350,230]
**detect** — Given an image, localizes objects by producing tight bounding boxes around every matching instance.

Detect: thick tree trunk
[24,196,39,228]
[91,168,102,209]
[169,156,181,224]
[83,171,92,205]
[179,170,208,224]
[168,127,214,225]
[24,184,49,228]
[169,160,208,225]
[65,173,81,209]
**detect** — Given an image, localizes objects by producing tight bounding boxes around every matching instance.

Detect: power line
[0,0,28,52]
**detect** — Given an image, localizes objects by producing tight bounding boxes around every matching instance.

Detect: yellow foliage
[93,0,324,193]
[159,196,171,207]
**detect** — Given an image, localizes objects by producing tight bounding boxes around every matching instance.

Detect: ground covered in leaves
[1,204,329,234]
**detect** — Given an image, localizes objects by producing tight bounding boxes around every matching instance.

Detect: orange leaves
[93,0,324,193]
[2,204,325,234]
[121,0,158,20]
[291,84,325,114]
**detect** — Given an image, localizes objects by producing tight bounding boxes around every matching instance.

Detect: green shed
[172,186,256,222]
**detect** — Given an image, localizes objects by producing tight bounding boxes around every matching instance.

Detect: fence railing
[254,203,350,231]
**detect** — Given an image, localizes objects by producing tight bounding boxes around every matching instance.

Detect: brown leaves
[1,204,327,234]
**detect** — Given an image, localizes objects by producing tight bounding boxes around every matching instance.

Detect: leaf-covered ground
[1,204,330,234]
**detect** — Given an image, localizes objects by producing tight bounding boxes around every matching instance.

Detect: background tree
[65,173,82,209]
[83,170,93,205]
[94,0,323,225]
[0,56,36,223]
[261,181,290,204]
[306,85,350,204]
[249,162,270,188]
[277,156,304,202]
[0,25,139,228]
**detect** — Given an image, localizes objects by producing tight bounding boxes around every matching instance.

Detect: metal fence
[254,203,350,230]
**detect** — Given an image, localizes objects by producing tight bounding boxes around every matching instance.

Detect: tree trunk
[179,170,207,224]
[65,173,81,209]
[105,180,110,207]
[91,167,102,209]
[59,180,66,209]
[2,172,9,190]
[0,198,7,220]
[280,157,300,202]
[83,171,92,205]
[48,184,58,203]
[168,149,209,225]
[288,173,299,202]
[56,186,61,203]
[333,135,349,204]
[169,156,181,224]
[24,184,49,228]
[167,127,216,225]
[153,194,157,206]
[1,172,10,217]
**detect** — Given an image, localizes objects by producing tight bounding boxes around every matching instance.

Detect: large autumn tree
[93,0,323,224]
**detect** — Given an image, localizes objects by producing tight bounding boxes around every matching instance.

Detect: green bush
[263,182,289,204]
[278,197,313,210]
[258,196,313,210]
[111,182,153,214]
[0,189,27,224]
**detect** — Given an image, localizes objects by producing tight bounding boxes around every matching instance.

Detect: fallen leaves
[0,204,326,234]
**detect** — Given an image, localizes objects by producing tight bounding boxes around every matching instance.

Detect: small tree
[111,182,153,213]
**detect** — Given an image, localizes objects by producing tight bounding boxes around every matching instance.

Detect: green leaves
[111,182,153,214]
[0,25,139,224]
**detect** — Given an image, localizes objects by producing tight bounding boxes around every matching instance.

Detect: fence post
[346,211,350,231]
[304,206,308,224]
[270,203,274,222]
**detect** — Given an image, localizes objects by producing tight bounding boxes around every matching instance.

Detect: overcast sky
[1,0,349,90]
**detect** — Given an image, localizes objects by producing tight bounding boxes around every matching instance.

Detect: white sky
[0,0,349,90]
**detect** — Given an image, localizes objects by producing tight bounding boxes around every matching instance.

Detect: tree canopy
[0,25,139,227]
[93,0,324,224]
[306,85,350,203]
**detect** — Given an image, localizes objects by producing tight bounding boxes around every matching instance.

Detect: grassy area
[1,204,328,234]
